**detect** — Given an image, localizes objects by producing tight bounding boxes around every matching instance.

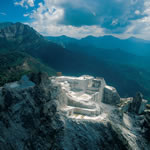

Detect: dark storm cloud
[57,0,146,33]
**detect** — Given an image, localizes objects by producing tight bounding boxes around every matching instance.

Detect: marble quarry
[50,75,147,120]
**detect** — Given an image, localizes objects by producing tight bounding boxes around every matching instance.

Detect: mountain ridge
[0,22,150,100]
[0,51,56,86]
[46,34,150,56]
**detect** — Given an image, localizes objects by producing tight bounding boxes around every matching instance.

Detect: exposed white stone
[55,75,94,92]
[0,74,149,150]
[5,75,35,90]
[51,75,148,121]
[9,82,20,88]
[51,75,106,118]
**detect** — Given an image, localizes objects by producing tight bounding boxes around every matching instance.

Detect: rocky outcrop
[0,74,65,150]
[0,22,41,41]
[119,93,147,115]
[128,92,144,114]
[142,105,150,141]
[102,85,120,105]
[0,74,149,150]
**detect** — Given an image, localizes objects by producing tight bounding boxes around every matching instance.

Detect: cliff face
[0,74,65,150]
[0,22,41,41]
[0,74,150,150]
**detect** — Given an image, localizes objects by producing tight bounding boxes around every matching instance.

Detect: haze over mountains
[46,34,150,100]
[0,22,150,101]
[46,35,150,56]
[46,35,150,71]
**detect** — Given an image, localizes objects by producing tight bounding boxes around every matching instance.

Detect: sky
[0,0,150,39]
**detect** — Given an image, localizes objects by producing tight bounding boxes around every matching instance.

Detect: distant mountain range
[46,35,150,56]
[0,22,150,100]
[46,35,150,100]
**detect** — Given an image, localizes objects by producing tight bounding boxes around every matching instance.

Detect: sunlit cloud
[31,23,104,39]
[123,0,150,40]
[18,0,150,40]
[14,0,34,9]
[24,13,30,17]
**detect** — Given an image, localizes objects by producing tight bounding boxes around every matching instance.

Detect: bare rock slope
[0,73,150,150]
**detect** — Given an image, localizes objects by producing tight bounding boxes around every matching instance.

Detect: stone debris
[51,75,106,118]
[52,75,147,119]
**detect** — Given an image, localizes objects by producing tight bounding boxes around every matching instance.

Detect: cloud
[135,10,140,15]
[14,0,34,8]
[28,0,104,38]
[52,0,145,29]
[0,12,6,16]
[30,2,64,24]
[31,23,104,39]
[123,0,150,40]
[111,19,119,26]
[26,0,150,39]
[24,13,30,17]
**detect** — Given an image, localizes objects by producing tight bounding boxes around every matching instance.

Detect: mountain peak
[102,35,118,39]
[127,36,150,43]
[0,22,42,42]
[0,22,14,30]
[81,35,119,41]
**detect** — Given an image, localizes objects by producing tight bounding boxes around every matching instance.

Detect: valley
[0,22,150,101]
